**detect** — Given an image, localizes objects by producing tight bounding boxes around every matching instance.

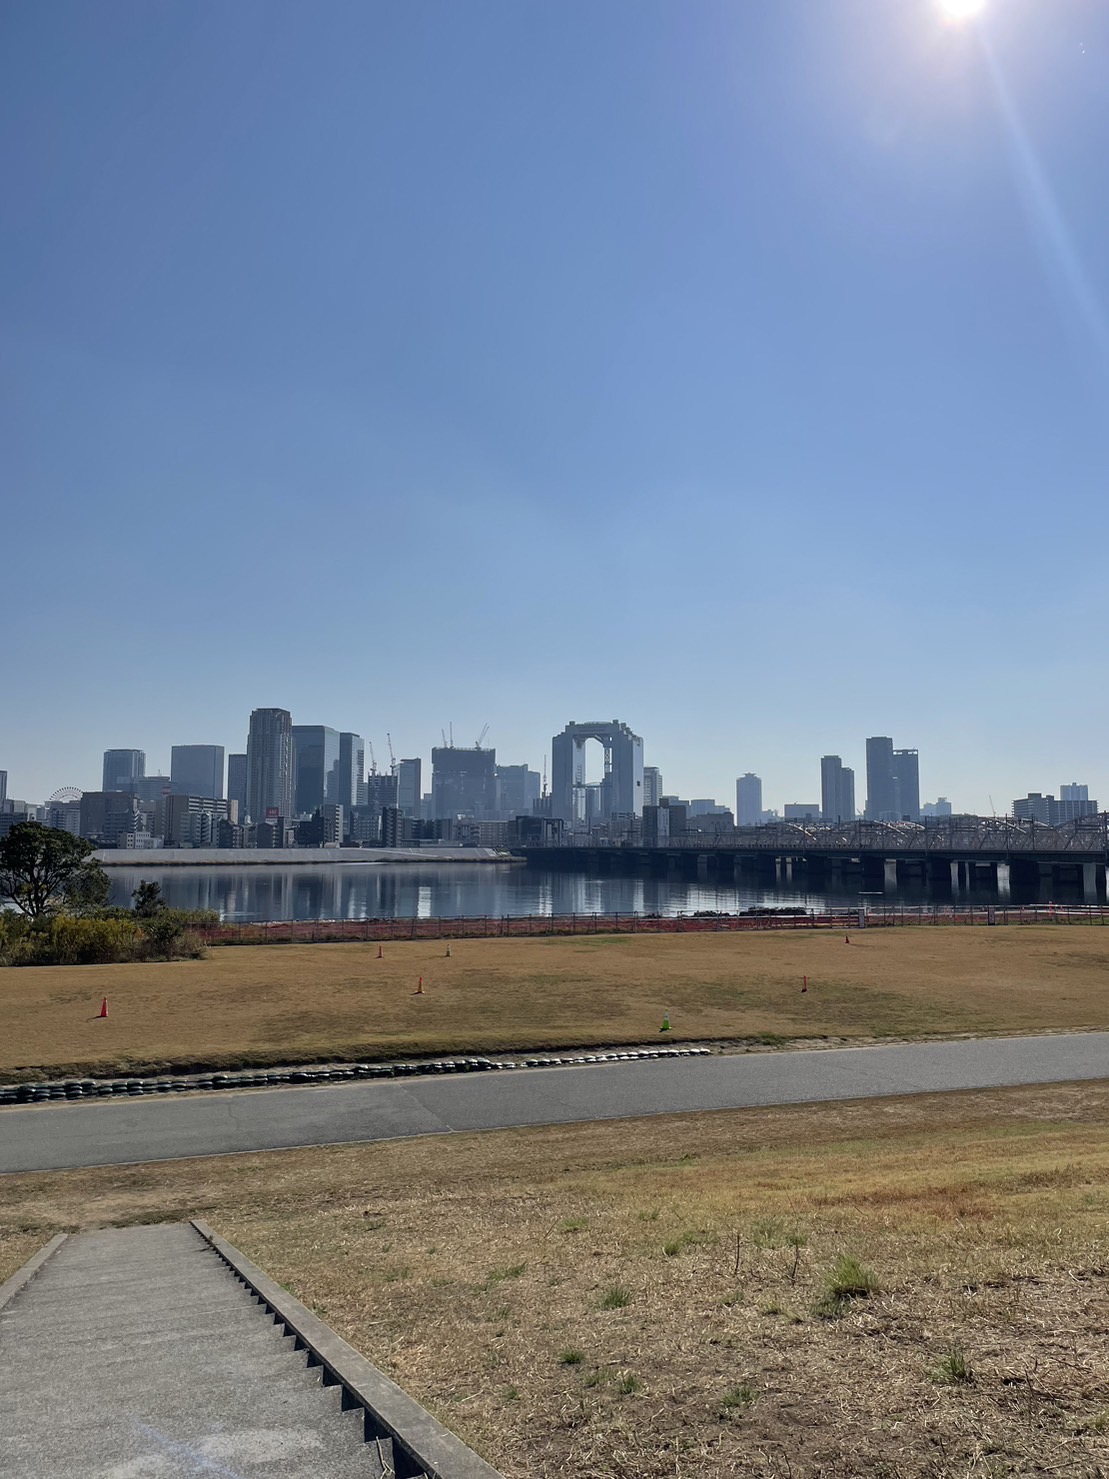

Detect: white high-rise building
[735,773,762,828]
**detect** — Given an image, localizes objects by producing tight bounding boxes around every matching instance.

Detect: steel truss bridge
[646,815,1109,861]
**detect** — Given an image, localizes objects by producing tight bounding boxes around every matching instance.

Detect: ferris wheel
[46,787,83,804]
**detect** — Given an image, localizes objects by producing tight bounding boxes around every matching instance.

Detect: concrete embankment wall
[94,846,514,867]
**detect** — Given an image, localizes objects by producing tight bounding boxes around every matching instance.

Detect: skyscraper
[246,708,293,823]
[170,745,225,800]
[102,749,145,794]
[864,737,896,821]
[432,746,497,820]
[291,725,341,815]
[227,753,247,821]
[820,756,855,823]
[396,758,422,817]
[495,764,541,818]
[735,773,762,827]
[337,732,365,812]
[892,749,920,822]
[643,766,662,808]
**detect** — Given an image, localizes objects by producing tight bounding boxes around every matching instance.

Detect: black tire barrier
[0,1046,713,1109]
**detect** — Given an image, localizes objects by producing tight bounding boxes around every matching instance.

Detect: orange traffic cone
[377,945,383,960]
[98,997,108,1018]
[845,933,850,944]
[801,976,808,994]
[414,976,424,995]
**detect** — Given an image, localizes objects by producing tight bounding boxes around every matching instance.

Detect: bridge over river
[522,815,1109,903]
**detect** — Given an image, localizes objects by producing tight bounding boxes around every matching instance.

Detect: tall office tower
[79,791,141,845]
[1060,782,1089,802]
[864,737,897,820]
[735,773,763,827]
[246,708,293,823]
[1056,783,1096,821]
[171,745,225,800]
[495,764,542,818]
[432,746,498,820]
[396,758,422,817]
[550,720,644,826]
[892,749,920,821]
[291,725,340,815]
[643,766,662,808]
[226,754,247,821]
[820,756,855,823]
[337,733,365,811]
[0,770,6,805]
[102,750,145,794]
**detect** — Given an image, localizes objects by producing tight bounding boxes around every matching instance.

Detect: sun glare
[939,0,987,20]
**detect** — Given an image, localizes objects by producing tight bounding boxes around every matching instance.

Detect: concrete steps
[0,1223,400,1478]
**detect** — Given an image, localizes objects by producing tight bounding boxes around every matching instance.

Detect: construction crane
[367,741,378,776]
[386,733,396,774]
[475,724,489,750]
[441,729,449,749]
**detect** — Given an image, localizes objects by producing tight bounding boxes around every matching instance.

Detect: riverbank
[94,846,517,866]
[4,926,1107,1081]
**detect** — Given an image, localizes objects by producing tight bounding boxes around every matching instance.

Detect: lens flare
[939,0,987,20]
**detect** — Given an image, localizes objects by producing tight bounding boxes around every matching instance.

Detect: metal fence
[203,904,1109,946]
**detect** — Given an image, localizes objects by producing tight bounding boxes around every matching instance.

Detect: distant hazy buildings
[170,745,224,801]
[922,797,953,818]
[0,771,6,806]
[865,737,920,822]
[643,766,662,808]
[246,708,294,823]
[495,763,541,818]
[80,791,140,845]
[784,802,820,821]
[102,749,145,794]
[735,773,762,828]
[1012,786,1097,825]
[820,755,855,823]
[432,745,497,820]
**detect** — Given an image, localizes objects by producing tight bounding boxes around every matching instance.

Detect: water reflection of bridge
[523,816,1109,903]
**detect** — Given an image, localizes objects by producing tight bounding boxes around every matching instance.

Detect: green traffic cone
[659,1011,671,1033]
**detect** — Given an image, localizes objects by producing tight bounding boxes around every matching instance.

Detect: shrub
[599,1286,632,1310]
[38,916,145,966]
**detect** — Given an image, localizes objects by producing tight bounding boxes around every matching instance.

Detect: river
[102,861,1068,922]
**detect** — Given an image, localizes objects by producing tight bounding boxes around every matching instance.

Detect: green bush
[0,907,210,966]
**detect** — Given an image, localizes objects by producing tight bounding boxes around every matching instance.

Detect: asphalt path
[1,1033,1106,1175]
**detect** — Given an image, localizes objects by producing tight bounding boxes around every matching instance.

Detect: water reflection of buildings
[106,861,1087,923]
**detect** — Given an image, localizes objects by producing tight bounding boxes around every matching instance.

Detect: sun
[938,0,987,19]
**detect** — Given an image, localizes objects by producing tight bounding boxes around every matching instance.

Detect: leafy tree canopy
[0,822,100,919]
[131,879,167,917]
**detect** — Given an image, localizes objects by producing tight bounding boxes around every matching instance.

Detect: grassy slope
[2,1082,1107,1477]
[3,925,1108,1078]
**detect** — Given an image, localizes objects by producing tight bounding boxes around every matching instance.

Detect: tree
[0,822,101,919]
[63,862,112,916]
[131,879,166,917]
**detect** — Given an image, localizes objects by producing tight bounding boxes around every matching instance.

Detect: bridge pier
[1084,862,1098,903]
[883,858,898,891]
[996,861,1011,900]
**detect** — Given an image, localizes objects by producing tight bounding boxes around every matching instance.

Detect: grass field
[2,1081,1106,1477]
[3,925,1108,1078]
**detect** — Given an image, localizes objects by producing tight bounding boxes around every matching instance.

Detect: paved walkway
[0,1224,390,1477]
[2,1031,1107,1173]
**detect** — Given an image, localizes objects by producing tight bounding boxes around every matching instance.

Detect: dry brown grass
[3,925,1108,1079]
[2,1082,1107,1476]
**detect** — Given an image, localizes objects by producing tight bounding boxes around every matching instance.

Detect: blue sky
[3,0,1108,813]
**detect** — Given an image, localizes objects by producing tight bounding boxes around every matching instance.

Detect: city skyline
[4,4,1109,815]
[1,704,1101,826]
